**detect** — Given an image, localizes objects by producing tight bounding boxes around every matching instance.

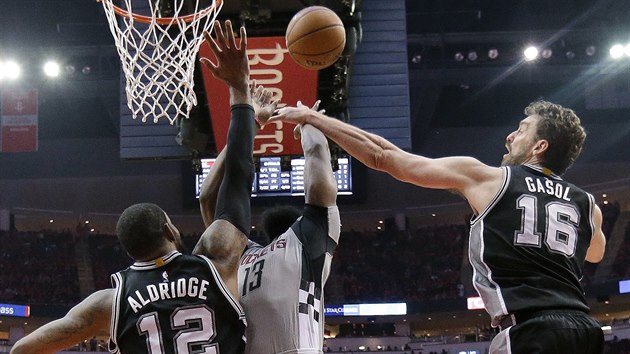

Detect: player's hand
[250,81,278,128]
[270,100,325,127]
[292,101,324,139]
[200,20,249,93]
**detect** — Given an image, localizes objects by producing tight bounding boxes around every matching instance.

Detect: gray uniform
[238,205,340,354]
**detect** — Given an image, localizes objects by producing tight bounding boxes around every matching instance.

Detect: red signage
[1,89,38,152]
[199,36,318,156]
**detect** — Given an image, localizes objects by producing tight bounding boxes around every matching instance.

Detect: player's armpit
[194,220,247,295]
[10,290,113,354]
[194,220,246,299]
[295,205,340,259]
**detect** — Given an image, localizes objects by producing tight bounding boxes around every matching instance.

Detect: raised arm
[198,84,278,228]
[10,290,112,354]
[194,20,253,297]
[199,148,226,228]
[270,106,502,212]
[297,119,337,207]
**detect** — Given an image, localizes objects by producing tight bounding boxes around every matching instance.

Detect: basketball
[286,6,346,70]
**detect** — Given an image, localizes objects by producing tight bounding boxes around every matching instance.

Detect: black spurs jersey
[109,251,246,354]
[469,164,595,327]
[238,205,340,354]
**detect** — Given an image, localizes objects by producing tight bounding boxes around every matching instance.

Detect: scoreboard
[195,156,353,198]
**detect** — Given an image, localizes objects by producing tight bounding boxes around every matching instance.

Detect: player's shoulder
[79,289,116,315]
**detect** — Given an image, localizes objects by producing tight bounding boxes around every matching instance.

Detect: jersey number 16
[515,195,580,257]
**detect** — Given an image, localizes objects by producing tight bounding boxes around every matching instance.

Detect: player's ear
[533,139,549,155]
[164,223,177,242]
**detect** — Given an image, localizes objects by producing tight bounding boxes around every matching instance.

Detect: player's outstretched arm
[298,120,337,208]
[270,106,501,211]
[10,290,112,354]
[199,84,278,228]
[199,148,226,228]
[195,20,252,298]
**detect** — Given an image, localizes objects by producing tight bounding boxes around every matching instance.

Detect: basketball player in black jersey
[271,100,607,354]
[10,20,254,354]
[199,98,340,353]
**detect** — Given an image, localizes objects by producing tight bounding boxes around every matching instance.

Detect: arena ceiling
[1,0,630,178]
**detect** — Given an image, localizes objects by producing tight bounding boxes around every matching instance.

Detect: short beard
[501,150,528,167]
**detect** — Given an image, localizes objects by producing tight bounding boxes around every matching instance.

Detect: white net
[100,0,223,124]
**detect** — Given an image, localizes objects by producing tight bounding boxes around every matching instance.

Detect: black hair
[116,203,167,260]
[261,205,301,239]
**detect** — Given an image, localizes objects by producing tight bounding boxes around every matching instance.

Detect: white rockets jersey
[238,205,340,354]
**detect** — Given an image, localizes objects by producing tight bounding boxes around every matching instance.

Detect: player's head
[116,203,184,261]
[261,205,301,239]
[502,100,586,175]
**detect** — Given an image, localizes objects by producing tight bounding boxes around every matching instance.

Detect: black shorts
[489,310,604,354]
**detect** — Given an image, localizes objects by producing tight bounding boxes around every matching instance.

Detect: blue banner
[0,303,30,317]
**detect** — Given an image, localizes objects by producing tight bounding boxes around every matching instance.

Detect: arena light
[65,64,76,75]
[585,45,596,56]
[454,52,465,62]
[43,61,61,78]
[609,44,625,59]
[541,48,553,59]
[625,44,630,57]
[523,46,539,61]
[0,60,21,80]
[467,296,485,310]
[467,50,478,61]
[487,48,499,59]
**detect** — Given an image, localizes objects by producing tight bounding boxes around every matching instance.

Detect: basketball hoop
[99,0,223,124]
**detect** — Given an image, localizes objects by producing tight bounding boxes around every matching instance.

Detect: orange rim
[102,0,222,25]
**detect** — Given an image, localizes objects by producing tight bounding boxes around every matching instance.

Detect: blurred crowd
[0,201,624,307]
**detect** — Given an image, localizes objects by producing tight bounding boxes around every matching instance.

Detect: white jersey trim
[130,251,180,270]
[468,167,511,326]
[523,163,562,180]
[198,254,246,320]
[587,192,596,239]
[327,206,341,245]
[471,167,511,225]
[109,272,124,353]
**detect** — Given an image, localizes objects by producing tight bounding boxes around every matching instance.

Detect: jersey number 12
[137,305,218,354]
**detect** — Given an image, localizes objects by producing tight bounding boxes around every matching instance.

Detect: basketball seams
[289,41,345,69]
[286,6,344,46]
[287,24,345,50]
[286,6,338,42]
[289,36,345,56]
